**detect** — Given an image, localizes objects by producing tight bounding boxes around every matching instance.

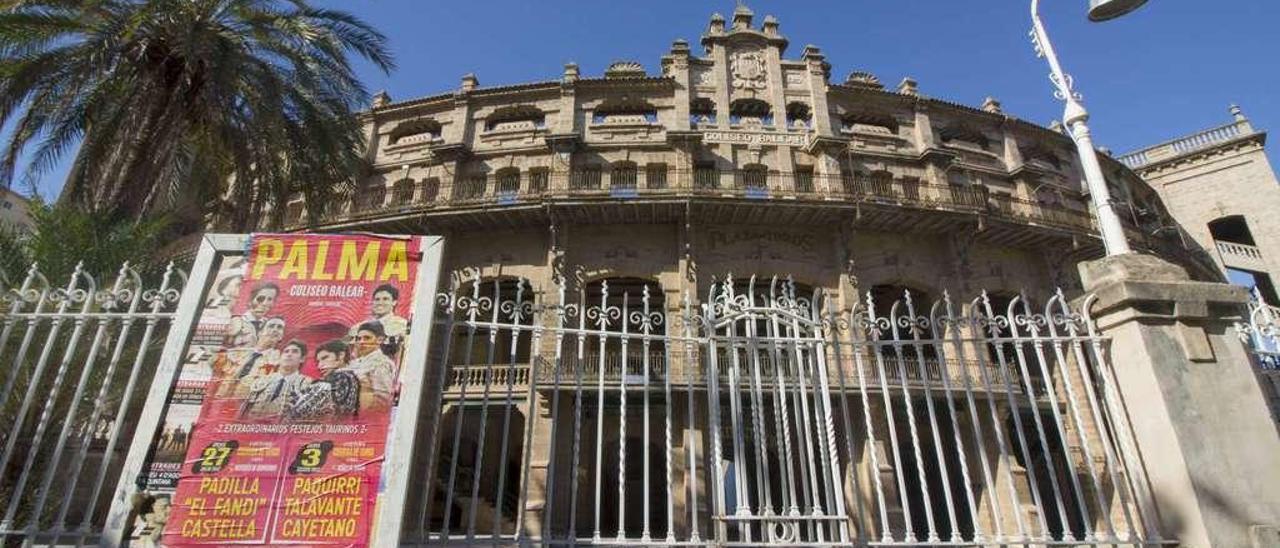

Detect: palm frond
[0,0,394,229]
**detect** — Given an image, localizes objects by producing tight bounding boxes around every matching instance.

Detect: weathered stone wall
[1138,132,1280,281]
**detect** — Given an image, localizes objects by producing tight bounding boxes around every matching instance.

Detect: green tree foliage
[0,0,394,229]
[0,200,170,286]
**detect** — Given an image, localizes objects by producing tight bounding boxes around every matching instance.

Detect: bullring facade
[272,6,1213,545]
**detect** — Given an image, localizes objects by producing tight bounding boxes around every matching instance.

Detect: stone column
[1079,253,1280,548]
[663,41,692,131]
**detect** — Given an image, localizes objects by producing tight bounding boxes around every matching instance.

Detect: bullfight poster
[135,233,426,546]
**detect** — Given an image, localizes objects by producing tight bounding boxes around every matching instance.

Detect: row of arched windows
[568,162,668,191]
[689,98,812,128]
[425,278,1072,541]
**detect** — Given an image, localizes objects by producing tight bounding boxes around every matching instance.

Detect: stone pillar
[1079,253,1280,548]
[803,45,833,136]
[663,41,692,131]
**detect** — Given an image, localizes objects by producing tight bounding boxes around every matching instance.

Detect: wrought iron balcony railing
[448,351,1051,396]
[282,168,1098,234]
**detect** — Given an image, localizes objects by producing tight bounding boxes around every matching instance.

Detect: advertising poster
[139,255,246,496]
[153,234,422,546]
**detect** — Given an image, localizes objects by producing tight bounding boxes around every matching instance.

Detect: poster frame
[99,233,446,547]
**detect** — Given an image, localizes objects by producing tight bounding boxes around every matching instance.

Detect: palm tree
[0,0,394,229]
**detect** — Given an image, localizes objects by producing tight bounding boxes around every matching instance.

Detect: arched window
[868,284,937,361]
[1020,143,1062,169]
[593,98,658,124]
[705,277,830,535]
[839,166,857,196]
[690,97,716,125]
[868,169,894,197]
[982,292,1049,396]
[390,119,442,145]
[939,124,990,150]
[528,167,550,194]
[785,101,812,129]
[794,165,815,194]
[738,163,768,197]
[610,161,638,191]
[575,278,666,378]
[447,277,536,365]
[901,175,921,201]
[599,440,669,538]
[391,178,415,206]
[428,407,527,536]
[1209,215,1256,246]
[841,112,898,135]
[1007,409,1085,541]
[729,98,772,126]
[454,171,486,201]
[420,177,441,203]
[644,162,667,189]
[485,104,545,131]
[694,160,718,190]
[495,167,521,196]
[571,164,602,190]
[427,276,536,536]
[355,180,386,211]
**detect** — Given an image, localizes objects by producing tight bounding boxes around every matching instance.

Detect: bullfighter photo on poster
[160,234,423,546]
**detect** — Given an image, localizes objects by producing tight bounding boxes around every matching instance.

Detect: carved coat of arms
[730,50,767,90]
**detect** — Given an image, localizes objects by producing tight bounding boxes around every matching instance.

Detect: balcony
[461,352,1053,396]
[1216,240,1267,271]
[282,168,1103,246]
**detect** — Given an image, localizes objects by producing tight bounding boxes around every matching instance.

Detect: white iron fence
[1237,290,1280,417]
[0,261,1174,546]
[0,262,185,546]
[1238,289,1280,369]
[402,275,1166,546]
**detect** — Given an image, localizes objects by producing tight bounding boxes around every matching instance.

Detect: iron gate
[1238,289,1280,416]
[0,262,185,546]
[0,260,1167,546]
[403,273,1164,547]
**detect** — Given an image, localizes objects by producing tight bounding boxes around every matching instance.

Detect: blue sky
[15,0,1280,199]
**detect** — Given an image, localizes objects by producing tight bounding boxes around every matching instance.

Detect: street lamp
[1088,0,1149,22]
[1030,0,1147,256]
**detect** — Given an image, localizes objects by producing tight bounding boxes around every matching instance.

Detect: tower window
[1209,215,1256,246]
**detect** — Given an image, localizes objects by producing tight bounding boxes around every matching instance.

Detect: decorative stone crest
[844,71,883,90]
[730,49,767,90]
[605,60,646,79]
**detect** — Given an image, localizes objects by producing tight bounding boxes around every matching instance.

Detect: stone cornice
[1130,131,1268,176]
[700,27,789,53]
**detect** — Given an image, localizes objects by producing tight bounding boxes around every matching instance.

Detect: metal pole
[1030,0,1133,256]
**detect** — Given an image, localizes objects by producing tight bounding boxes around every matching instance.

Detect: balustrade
[282,168,1103,235]
[520,350,1045,394]
[1216,240,1264,260]
[1119,120,1250,169]
[445,363,533,392]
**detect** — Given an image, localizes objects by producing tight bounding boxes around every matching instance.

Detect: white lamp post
[1030,0,1147,256]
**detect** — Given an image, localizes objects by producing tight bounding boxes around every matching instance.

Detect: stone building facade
[278,9,1213,298]
[1119,106,1280,302]
[1120,106,1280,416]
[0,187,32,232]
[271,6,1226,546]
